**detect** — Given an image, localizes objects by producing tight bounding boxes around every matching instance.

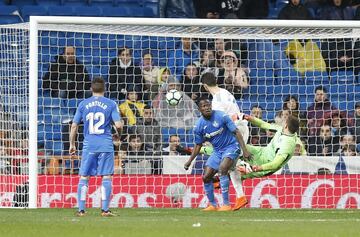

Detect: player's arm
[233,128,251,160]
[69,122,79,155]
[184,124,203,170]
[244,115,277,132]
[113,120,124,136]
[184,144,202,170]
[112,103,124,137]
[69,103,83,155]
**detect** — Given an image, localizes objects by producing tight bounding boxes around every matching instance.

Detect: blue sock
[101,178,112,212]
[77,179,88,212]
[220,175,230,206]
[204,182,217,207]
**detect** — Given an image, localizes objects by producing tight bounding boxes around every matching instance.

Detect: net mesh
[1,21,360,208]
[0,26,29,207]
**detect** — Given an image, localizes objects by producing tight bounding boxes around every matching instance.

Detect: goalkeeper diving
[237,114,300,178]
[208,113,301,209]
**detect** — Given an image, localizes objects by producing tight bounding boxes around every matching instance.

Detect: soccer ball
[165,89,183,106]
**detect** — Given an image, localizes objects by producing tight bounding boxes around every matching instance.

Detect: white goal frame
[28,16,360,208]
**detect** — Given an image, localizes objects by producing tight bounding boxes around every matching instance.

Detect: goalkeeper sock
[77,178,88,212]
[203,182,217,207]
[219,175,230,206]
[101,178,112,212]
[229,170,245,198]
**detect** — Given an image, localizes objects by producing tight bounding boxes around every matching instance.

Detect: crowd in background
[1,0,360,175]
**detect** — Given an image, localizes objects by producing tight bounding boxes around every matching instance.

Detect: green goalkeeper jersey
[241,118,298,179]
[260,123,297,170]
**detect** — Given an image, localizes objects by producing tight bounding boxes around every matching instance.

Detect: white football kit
[211,88,249,143]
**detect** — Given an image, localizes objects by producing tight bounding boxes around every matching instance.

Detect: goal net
[1,18,360,208]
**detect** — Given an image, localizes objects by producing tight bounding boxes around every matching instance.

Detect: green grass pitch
[0,209,359,237]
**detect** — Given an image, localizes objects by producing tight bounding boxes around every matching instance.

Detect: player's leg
[229,168,247,211]
[217,145,242,211]
[217,157,234,211]
[202,153,220,211]
[77,151,97,216]
[229,125,249,208]
[202,166,218,211]
[97,152,115,216]
[77,176,89,216]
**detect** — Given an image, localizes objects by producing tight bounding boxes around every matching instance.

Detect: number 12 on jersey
[86,112,105,134]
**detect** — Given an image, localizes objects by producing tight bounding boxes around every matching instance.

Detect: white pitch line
[235,219,360,222]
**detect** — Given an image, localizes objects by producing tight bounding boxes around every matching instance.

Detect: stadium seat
[144,0,158,17]
[185,129,194,147]
[0,15,22,24]
[60,0,88,6]
[143,7,157,17]
[63,98,82,109]
[268,8,279,19]
[236,100,252,114]
[48,6,75,16]
[0,6,19,16]
[43,107,72,124]
[12,0,37,5]
[275,69,302,85]
[45,140,63,155]
[34,0,60,6]
[21,5,48,22]
[90,66,101,75]
[125,7,145,17]
[118,0,141,8]
[43,124,63,141]
[38,97,63,108]
[38,124,46,142]
[258,101,282,112]
[330,70,355,84]
[74,6,102,16]
[264,111,276,120]
[100,65,109,78]
[304,71,330,85]
[249,69,275,85]
[102,6,129,17]
[89,0,117,6]
[338,101,355,111]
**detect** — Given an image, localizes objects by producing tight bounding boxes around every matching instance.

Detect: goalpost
[1,17,360,208]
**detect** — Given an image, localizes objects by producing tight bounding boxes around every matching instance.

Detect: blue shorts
[79,151,114,176]
[205,144,241,171]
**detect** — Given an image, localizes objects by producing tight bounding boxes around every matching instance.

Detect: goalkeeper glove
[200,146,213,156]
[237,160,253,174]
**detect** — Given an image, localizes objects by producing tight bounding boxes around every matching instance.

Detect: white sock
[229,170,244,198]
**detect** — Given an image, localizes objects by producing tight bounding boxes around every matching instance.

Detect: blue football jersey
[194,110,238,151]
[73,96,121,152]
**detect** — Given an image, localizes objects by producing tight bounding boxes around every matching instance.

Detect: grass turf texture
[0,209,359,237]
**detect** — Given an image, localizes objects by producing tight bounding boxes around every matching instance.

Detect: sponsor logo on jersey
[212,121,219,128]
[204,127,224,139]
